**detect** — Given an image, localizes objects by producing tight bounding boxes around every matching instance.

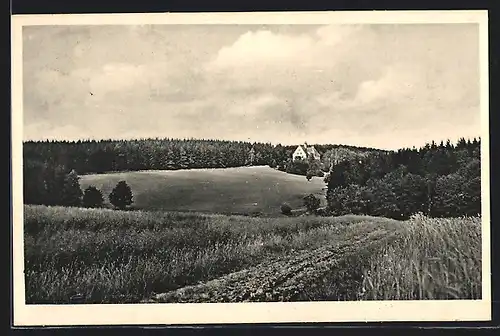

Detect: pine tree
[43,163,67,205]
[23,161,48,205]
[445,139,453,150]
[109,181,133,210]
[82,186,104,208]
[61,169,83,206]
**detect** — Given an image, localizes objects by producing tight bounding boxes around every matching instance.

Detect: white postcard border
[11,10,491,326]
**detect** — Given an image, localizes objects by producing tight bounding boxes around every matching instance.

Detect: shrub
[109,181,133,210]
[286,160,309,176]
[303,194,321,213]
[327,184,371,216]
[82,186,104,208]
[280,202,292,215]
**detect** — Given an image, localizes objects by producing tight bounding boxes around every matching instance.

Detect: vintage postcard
[11,10,490,326]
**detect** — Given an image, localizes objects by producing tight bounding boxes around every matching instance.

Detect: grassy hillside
[24,205,481,304]
[80,166,326,215]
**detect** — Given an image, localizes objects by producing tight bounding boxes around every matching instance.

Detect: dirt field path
[147,228,399,303]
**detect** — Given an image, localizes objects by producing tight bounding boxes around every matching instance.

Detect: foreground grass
[150,215,482,303]
[288,214,482,302]
[24,205,395,304]
[359,214,482,300]
[151,222,400,303]
[24,205,481,303]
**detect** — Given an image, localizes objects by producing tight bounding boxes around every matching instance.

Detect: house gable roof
[293,144,320,158]
[307,146,320,156]
[293,146,307,155]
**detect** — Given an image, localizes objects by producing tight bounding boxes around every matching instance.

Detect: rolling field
[79,166,326,216]
[24,205,481,304]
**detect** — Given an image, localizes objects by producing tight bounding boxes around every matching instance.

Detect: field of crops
[148,215,482,303]
[24,205,482,304]
[359,214,482,300]
[79,166,326,216]
[148,228,398,303]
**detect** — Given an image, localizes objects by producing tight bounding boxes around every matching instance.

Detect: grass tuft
[359,213,482,300]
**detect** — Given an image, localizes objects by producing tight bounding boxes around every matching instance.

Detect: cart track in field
[147,227,400,303]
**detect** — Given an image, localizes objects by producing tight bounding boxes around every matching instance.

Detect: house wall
[292,145,322,162]
[292,147,307,161]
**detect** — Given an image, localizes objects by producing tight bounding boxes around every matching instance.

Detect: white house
[292,143,321,162]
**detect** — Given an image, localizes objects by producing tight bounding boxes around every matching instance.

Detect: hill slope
[80,166,326,215]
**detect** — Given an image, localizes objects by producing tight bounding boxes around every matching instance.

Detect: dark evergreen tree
[43,163,68,206]
[109,181,133,210]
[61,169,83,206]
[23,160,48,205]
[82,186,104,208]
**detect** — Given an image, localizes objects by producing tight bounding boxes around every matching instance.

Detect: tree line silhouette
[23,138,379,175]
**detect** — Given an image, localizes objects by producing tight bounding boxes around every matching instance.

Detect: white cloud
[225,93,286,116]
[354,64,418,104]
[23,24,481,149]
[88,63,148,93]
[208,30,315,70]
[207,25,364,72]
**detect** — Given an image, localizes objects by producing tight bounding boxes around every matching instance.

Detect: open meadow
[79,166,326,216]
[24,205,481,304]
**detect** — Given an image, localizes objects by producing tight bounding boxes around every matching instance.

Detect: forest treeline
[324,137,481,219]
[23,138,377,174]
[23,137,482,220]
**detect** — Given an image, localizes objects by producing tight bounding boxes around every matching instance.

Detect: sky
[22,23,481,150]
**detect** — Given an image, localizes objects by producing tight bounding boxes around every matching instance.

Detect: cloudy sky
[23,23,481,149]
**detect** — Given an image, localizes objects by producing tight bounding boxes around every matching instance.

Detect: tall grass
[24,205,480,303]
[293,214,482,302]
[24,205,396,304]
[360,214,482,300]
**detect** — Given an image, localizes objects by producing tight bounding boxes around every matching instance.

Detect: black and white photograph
[11,11,491,325]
